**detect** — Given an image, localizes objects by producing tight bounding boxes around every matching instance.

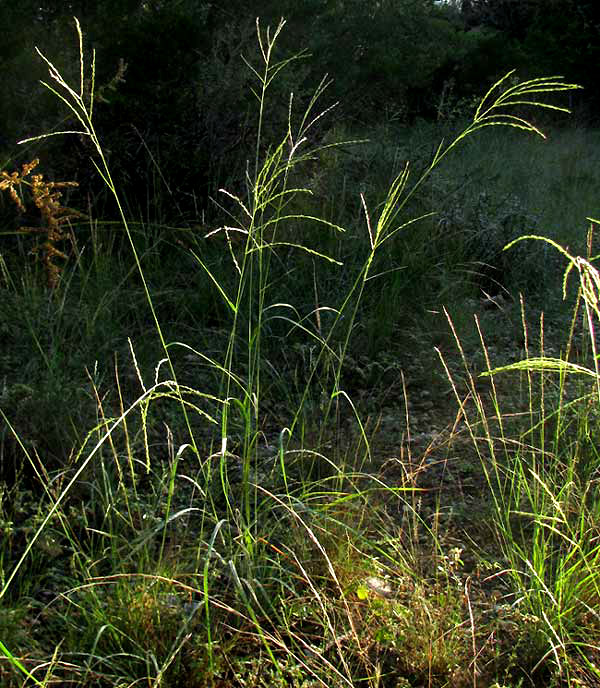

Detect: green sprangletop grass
[0,15,590,688]
[440,224,600,684]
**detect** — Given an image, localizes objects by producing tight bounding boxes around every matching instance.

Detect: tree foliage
[460,0,600,100]
[1,0,597,225]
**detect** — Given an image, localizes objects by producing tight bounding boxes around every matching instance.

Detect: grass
[0,16,599,688]
[439,234,600,684]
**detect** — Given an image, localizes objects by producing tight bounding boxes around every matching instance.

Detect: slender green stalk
[18,18,200,464]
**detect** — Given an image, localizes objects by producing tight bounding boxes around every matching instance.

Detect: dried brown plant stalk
[0,158,84,288]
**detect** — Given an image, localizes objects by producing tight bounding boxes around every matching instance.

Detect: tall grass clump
[441,224,600,684]
[0,15,586,688]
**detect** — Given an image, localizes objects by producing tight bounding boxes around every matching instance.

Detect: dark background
[1,0,598,223]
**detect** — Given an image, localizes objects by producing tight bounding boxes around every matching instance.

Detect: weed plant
[0,16,592,688]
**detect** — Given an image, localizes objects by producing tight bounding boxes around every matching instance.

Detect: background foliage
[2,0,598,220]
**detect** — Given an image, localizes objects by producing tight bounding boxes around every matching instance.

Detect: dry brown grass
[1,158,83,288]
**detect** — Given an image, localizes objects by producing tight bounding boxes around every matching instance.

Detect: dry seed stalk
[0,158,84,288]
